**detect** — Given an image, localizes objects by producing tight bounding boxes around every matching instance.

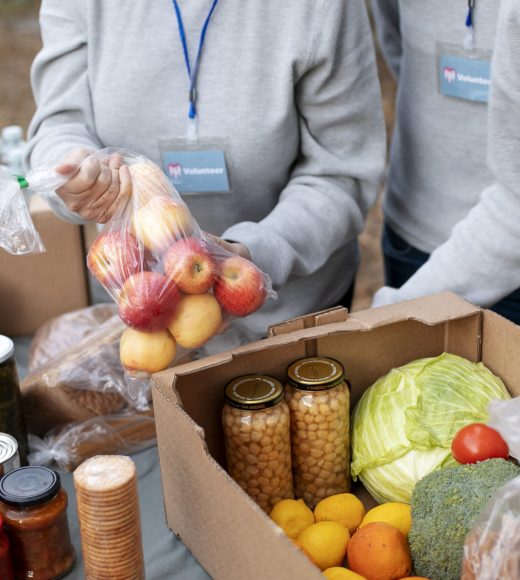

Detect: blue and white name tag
[437,44,492,104]
[160,149,230,194]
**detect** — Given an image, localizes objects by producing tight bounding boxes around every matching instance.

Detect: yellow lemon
[270,499,315,539]
[359,502,412,537]
[323,567,367,580]
[297,521,350,571]
[314,493,366,534]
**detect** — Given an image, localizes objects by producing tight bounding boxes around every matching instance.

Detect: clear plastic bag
[462,476,520,580]
[0,158,76,255]
[83,149,275,380]
[488,396,520,461]
[28,303,118,373]
[27,411,156,471]
[462,397,520,579]
[22,306,158,470]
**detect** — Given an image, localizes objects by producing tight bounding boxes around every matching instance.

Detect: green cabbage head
[351,353,511,504]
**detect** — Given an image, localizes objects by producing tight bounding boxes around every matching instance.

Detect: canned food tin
[0,435,19,478]
[0,336,28,464]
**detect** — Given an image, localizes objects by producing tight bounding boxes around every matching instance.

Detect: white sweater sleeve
[373,0,520,309]
[25,0,101,223]
[370,0,402,80]
[223,0,386,287]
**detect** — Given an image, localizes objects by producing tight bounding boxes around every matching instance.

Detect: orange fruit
[399,578,430,579]
[346,522,412,580]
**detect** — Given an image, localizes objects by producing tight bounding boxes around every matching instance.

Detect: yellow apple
[129,161,172,203]
[132,196,195,253]
[168,293,222,349]
[120,327,177,374]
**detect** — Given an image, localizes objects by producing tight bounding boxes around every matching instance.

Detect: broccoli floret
[409,458,520,580]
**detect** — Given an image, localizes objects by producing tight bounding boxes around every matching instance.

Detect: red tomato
[452,423,509,464]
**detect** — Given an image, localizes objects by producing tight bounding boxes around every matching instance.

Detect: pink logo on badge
[168,163,182,181]
[444,67,456,84]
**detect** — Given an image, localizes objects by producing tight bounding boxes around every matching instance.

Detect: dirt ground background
[0,1,396,312]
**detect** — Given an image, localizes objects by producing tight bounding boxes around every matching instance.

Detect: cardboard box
[151,293,520,580]
[0,196,91,336]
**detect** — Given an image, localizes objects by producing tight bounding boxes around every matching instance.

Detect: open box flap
[267,305,349,337]
[154,292,481,388]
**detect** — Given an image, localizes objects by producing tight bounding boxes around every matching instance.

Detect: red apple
[132,196,195,253]
[164,238,216,294]
[118,272,180,331]
[214,256,267,317]
[87,231,142,289]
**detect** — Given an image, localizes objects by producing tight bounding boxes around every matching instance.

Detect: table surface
[13,335,211,580]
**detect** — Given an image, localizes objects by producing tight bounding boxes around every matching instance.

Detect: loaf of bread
[21,308,129,435]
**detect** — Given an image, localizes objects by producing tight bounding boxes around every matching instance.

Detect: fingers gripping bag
[462,397,520,580]
[85,150,276,385]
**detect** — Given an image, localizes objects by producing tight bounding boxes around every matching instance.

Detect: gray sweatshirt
[373,0,520,309]
[27,0,385,342]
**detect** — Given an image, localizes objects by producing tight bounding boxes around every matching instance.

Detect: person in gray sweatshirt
[371,0,520,324]
[26,0,385,345]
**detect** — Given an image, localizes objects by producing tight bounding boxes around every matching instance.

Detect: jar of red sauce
[0,466,75,580]
[0,515,14,580]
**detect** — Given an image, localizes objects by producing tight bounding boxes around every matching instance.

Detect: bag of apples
[86,150,275,386]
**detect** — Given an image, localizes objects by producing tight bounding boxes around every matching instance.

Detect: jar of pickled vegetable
[0,336,28,464]
[222,374,294,512]
[285,357,350,508]
[0,515,14,580]
[0,466,75,580]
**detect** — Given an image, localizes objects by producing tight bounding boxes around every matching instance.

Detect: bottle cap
[225,374,284,411]
[0,336,14,365]
[1,126,23,143]
[0,466,61,507]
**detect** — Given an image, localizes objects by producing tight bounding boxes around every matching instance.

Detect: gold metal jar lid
[224,374,284,411]
[286,357,345,391]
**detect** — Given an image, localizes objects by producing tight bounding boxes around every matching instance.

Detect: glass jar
[222,374,294,512]
[285,357,350,508]
[0,466,75,580]
[0,515,14,580]
[0,336,28,464]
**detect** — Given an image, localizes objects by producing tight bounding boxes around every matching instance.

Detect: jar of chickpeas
[285,357,350,509]
[222,374,294,512]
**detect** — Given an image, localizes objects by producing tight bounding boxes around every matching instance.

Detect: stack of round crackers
[73,455,145,579]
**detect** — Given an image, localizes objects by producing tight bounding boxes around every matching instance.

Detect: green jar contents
[0,336,28,464]
[0,466,75,580]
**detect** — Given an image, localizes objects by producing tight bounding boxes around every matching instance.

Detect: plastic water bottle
[1,126,26,175]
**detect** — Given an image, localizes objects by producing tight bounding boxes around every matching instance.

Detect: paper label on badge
[161,150,230,193]
[438,49,491,103]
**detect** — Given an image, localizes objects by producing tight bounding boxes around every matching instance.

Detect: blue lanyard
[172,0,219,121]
[465,0,476,50]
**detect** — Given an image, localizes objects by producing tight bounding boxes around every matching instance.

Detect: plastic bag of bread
[20,313,140,437]
[27,411,156,471]
[462,476,520,579]
[462,398,520,579]
[21,306,158,470]
[28,303,118,373]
